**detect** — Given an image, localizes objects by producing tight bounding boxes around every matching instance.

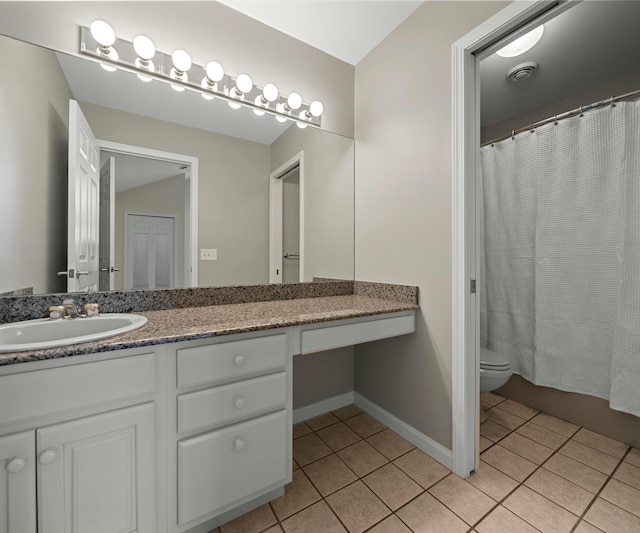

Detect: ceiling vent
[506,61,538,82]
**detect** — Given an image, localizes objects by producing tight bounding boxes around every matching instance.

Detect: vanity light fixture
[133,35,155,82]
[79,20,324,127]
[90,20,118,71]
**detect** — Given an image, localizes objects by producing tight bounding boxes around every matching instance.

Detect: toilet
[479,348,512,423]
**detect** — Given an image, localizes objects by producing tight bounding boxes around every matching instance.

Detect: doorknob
[57,269,73,277]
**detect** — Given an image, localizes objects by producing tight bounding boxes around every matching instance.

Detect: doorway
[97,140,199,290]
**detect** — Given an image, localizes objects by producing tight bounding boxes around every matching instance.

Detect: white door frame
[451,0,580,477]
[269,151,305,283]
[97,140,199,288]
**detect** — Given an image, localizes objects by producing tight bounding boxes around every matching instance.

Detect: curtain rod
[481,87,640,147]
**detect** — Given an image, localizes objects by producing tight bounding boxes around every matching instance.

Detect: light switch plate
[200,248,217,261]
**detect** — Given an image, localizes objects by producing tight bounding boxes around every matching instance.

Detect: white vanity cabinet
[167,332,292,532]
[0,347,162,533]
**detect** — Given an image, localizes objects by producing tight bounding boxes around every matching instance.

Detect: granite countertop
[0,294,418,366]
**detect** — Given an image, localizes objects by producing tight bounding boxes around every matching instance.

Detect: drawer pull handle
[39,448,58,465]
[234,438,246,451]
[6,455,27,474]
[233,355,245,367]
[234,396,245,409]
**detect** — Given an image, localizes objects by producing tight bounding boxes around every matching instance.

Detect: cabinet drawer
[177,410,288,526]
[0,353,156,427]
[177,371,286,434]
[177,334,287,389]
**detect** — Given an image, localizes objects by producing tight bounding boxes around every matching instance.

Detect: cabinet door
[0,431,36,533]
[37,403,155,533]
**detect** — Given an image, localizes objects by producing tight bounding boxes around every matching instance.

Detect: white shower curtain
[480,101,640,417]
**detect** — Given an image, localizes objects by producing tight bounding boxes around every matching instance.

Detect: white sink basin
[0,313,148,353]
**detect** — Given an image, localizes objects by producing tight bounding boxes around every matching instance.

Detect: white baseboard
[292,391,355,424]
[291,390,453,471]
[354,392,453,470]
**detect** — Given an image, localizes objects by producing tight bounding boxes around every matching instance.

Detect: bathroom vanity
[0,291,416,533]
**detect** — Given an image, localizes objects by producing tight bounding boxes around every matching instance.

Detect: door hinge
[470,279,476,294]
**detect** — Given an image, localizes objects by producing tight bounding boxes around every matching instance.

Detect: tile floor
[213,395,640,533]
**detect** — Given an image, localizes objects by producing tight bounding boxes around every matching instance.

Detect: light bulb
[496,25,544,58]
[170,67,187,91]
[263,83,278,102]
[297,111,308,128]
[200,78,215,99]
[275,103,288,122]
[99,47,119,72]
[90,20,116,47]
[205,61,224,82]
[236,74,253,94]
[228,101,241,110]
[133,35,155,60]
[309,100,324,117]
[276,115,288,123]
[254,95,267,115]
[172,49,192,72]
[287,92,302,110]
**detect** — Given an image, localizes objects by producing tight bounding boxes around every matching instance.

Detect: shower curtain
[480,101,640,417]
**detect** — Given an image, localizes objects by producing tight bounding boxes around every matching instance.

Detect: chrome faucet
[62,299,81,318]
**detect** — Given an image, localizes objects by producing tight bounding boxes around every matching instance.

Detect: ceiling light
[90,20,118,72]
[496,25,544,58]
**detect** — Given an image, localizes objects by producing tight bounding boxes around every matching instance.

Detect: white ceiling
[217,0,424,66]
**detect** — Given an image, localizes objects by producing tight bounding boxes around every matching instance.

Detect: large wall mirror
[0,32,354,297]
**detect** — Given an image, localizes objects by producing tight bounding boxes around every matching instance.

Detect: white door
[99,156,116,291]
[125,214,175,290]
[0,431,36,533]
[37,403,156,533]
[282,168,300,283]
[67,100,100,292]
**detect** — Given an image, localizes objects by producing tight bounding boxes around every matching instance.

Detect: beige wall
[115,174,186,290]
[271,126,355,282]
[81,102,271,288]
[354,1,509,449]
[0,35,72,295]
[0,1,354,138]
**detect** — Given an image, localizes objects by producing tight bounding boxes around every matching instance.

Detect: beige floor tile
[293,422,312,440]
[344,413,387,438]
[480,420,512,442]
[337,440,388,478]
[530,413,579,438]
[429,473,497,525]
[467,460,519,501]
[317,422,361,452]
[270,470,321,521]
[475,505,541,533]
[480,391,506,406]
[525,468,594,515]
[544,454,608,493]
[480,444,537,482]
[366,514,412,533]
[600,478,640,518]
[584,497,640,533]
[516,421,569,450]
[305,412,340,431]
[486,407,527,431]
[499,432,554,465]
[326,481,390,533]
[626,447,640,467]
[396,492,468,533]
[572,428,628,459]
[367,429,415,460]
[281,500,346,533]
[394,448,450,489]
[613,461,640,490]
[331,404,364,420]
[498,399,539,420]
[220,504,277,533]
[302,454,357,496]
[503,485,578,533]
[363,463,423,511]
[292,458,299,471]
[573,520,604,533]
[560,440,619,475]
[262,526,283,533]
[480,436,494,453]
[293,433,332,466]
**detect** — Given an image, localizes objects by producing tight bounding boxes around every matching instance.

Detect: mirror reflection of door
[98,156,115,291]
[282,167,300,283]
[67,100,100,292]
[125,214,175,290]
